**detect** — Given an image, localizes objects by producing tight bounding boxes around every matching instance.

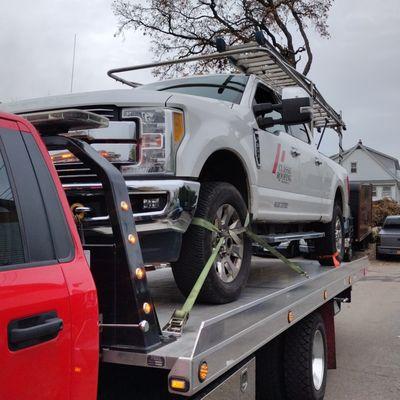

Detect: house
[331,140,400,202]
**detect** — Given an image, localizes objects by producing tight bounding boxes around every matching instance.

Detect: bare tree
[112,0,333,77]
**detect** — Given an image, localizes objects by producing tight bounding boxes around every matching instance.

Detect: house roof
[331,140,400,182]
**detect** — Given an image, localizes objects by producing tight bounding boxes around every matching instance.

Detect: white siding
[342,149,393,181]
[373,185,397,201]
[373,153,397,175]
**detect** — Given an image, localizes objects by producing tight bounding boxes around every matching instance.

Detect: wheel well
[334,188,343,211]
[199,150,249,205]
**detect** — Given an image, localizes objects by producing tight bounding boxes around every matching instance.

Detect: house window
[350,162,357,173]
[372,186,377,198]
[382,186,392,198]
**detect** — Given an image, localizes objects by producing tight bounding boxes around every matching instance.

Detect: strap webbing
[164,215,309,334]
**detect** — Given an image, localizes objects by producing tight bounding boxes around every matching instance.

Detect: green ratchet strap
[245,230,310,278]
[163,236,225,335]
[163,215,309,335]
[192,215,310,278]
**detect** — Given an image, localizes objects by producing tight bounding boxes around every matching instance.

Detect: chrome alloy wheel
[212,204,244,283]
[312,329,325,391]
[335,216,343,254]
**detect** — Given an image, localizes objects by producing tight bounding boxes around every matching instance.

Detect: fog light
[142,197,161,210]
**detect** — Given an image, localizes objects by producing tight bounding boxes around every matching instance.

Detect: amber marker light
[143,302,151,314]
[288,311,295,323]
[121,201,129,211]
[128,234,136,244]
[135,267,145,280]
[198,361,208,382]
[173,112,185,144]
[323,290,328,300]
[169,378,189,393]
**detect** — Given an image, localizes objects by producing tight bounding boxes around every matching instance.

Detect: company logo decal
[272,144,292,184]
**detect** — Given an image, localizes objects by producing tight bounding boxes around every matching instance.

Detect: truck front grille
[76,105,119,121]
[55,162,97,184]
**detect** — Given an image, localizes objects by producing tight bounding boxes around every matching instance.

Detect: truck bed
[102,256,367,397]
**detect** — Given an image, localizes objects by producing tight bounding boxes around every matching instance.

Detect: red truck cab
[0,112,99,400]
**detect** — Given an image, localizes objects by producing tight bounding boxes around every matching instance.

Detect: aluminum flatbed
[102,256,367,397]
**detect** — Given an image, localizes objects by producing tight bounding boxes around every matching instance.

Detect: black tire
[315,205,345,267]
[343,244,353,262]
[283,312,328,400]
[282,241,300,259]
[171,182,252,304]
[376,251,386,261]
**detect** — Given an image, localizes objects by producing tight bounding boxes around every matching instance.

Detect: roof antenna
[70,34,77,93]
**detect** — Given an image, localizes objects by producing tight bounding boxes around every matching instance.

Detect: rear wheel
[171,182,251,304]
[283,312,328,400]
[376,251,386,261]
[315,205,345,266]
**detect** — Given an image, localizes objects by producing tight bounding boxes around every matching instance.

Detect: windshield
[138,75,249,104]
[383,217,400,229]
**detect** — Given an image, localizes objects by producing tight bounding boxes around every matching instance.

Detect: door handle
[291,148,301,157]
[8,311,63,350]
[315,157,323,166]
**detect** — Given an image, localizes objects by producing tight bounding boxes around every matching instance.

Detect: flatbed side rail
[102,257,367,397]
[181,257,367,396]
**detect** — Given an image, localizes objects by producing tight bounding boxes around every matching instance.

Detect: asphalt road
[325,257,400,400]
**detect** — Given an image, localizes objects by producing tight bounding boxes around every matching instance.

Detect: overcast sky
[1,0,399,157]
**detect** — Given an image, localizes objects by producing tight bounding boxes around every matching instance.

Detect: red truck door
[0,119,74,399]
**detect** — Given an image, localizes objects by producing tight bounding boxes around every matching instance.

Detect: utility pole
[70,34,77,93]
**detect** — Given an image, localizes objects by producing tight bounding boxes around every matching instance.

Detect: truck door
[252,83,302,221]
[287,124,325,218]
[0,121,73,400]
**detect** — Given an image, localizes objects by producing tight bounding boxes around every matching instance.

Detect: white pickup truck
[2,43,349,304]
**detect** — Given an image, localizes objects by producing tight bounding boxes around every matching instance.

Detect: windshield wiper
[159,83,244,93]
[218,75,235,94]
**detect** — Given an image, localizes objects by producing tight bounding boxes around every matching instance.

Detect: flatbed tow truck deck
[1,36,366,400]
[102,256,367,397]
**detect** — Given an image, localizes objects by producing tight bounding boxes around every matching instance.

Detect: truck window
[253,84,286,133]
[289,124,310,144]
[0,152,25,267]
[138,75,249,104]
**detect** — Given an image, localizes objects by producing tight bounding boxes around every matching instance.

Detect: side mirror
[253,87,313,129]
[281,96,313,126]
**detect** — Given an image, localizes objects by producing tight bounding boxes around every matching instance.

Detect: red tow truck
[0,110,367,400]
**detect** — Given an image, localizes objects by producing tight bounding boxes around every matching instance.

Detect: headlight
[120,108,184,174]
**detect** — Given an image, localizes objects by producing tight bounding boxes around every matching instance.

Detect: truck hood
[164,92,234,110]
[379,228,400,236]
[0,89,174,114]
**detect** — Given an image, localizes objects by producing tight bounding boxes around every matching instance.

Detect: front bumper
[377,246,400,255]
[127,179,200,234]
[67,179,200,234]
[65,179,200,264]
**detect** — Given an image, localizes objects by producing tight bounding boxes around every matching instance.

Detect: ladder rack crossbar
[107,41,345,131]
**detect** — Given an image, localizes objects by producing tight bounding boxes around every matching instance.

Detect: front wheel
[171,182,252,304]
[315,205,345,267]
